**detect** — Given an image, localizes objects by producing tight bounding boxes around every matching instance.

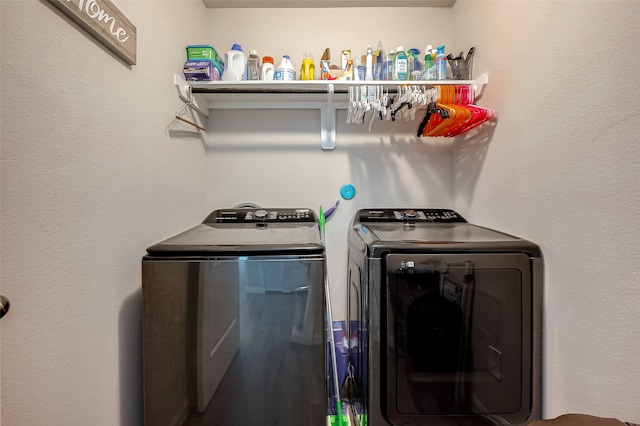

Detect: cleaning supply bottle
[364,44,374,81]
[260,56,274,80]
[423,45,436,80]
[407,49,414,80]
[300,52,315,80]
[374,40,383,80]
[340,59,354,80]
[274,55,296,81]
[222,43,247,81]
[393,46,408,81]
[383,53,393,81]
[247,50,260,80]
[436,45,447,81]
[353,57,363,81]
[408,48,423,80]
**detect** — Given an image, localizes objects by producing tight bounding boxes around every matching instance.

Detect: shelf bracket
[320,83,336,150]
[173,74,209,131]
[472,73,489,103]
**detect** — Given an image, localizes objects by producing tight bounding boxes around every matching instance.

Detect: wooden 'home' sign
[49,0,137,65]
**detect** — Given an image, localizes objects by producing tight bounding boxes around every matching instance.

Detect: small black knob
[0,295,10,319]
[404,209,417,219]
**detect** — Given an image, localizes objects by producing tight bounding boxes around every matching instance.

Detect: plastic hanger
[174,100,205,131]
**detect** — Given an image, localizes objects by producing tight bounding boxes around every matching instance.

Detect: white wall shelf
[173,73,488,150]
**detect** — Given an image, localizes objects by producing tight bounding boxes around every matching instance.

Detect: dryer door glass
[383,253,533,424]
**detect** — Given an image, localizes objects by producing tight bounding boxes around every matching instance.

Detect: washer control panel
[357,208,466,223]
[204,208,316,223]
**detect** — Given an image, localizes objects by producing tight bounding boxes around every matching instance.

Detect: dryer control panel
[204,208,316,223]
[356,208,467,223]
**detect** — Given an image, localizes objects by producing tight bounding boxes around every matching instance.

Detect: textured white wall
[452,1,640,421]
[0,0,209,424]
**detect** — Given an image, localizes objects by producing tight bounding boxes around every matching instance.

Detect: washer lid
[146,208,324,255]
[358,222,524,244]
[352,208,539,249]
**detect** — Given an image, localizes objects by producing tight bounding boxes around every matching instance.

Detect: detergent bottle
[222,43,247,81]
[300,52,315,80]
[260,56,275,80]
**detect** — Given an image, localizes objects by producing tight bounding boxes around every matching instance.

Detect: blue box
[183,60,221,81]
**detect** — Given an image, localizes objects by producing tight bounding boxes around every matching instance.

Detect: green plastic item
[320,204,343,426]
[186,44,224,69]
[318,205,326,237]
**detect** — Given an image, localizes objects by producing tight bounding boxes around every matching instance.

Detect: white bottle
[364,44,374,81]
[260,56,275,81]
[222,43,247,81]
[274,55,296,81]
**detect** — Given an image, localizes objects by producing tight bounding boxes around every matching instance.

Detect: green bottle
[423,45,436,80]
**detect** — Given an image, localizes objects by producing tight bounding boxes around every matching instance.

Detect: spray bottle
[422,44,436,80]
[436,45,447,81]
[408,48,423,80]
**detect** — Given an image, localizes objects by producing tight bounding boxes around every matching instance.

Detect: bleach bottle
[222,43,247,81]
[274,55,296,81]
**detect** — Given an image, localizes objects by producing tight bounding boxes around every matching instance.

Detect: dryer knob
[255,209,268,220]
[404,209,417,219]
